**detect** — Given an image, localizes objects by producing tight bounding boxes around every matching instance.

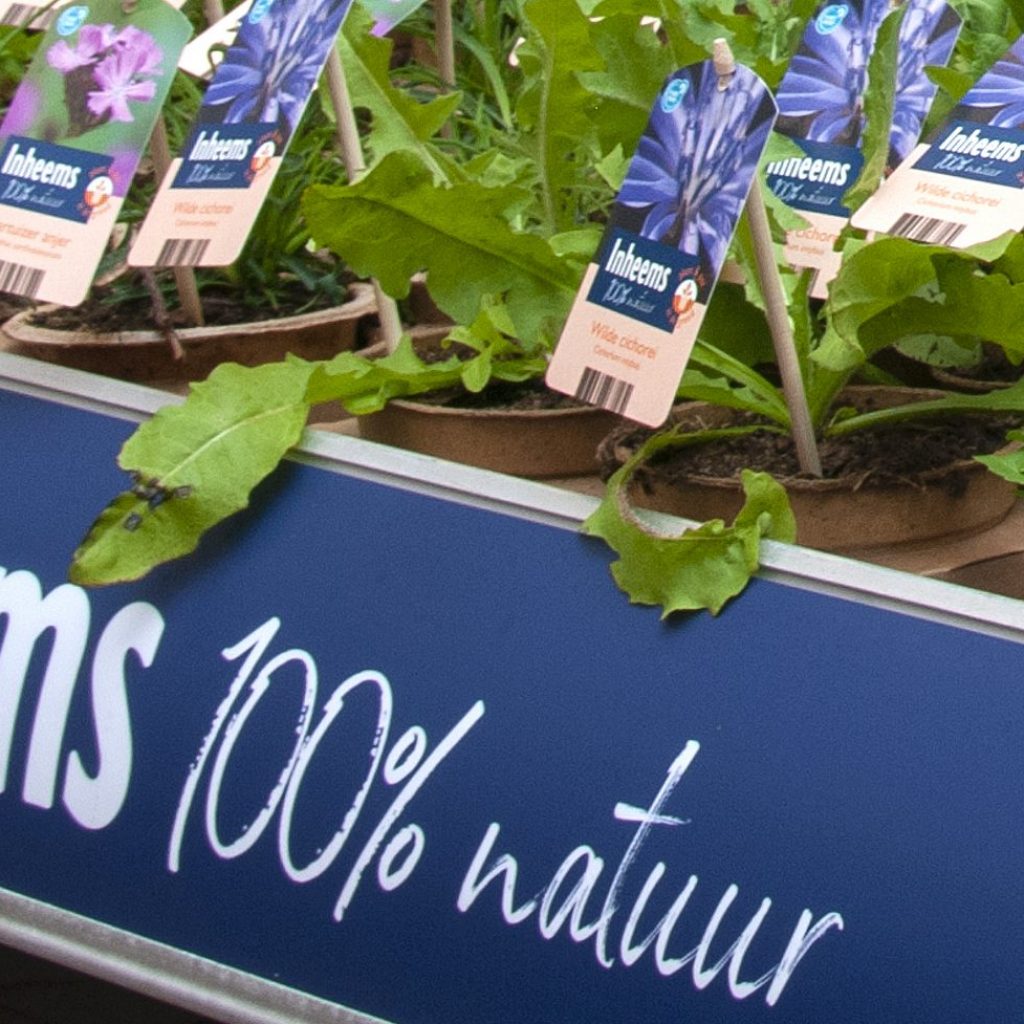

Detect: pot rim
[601,385,1018,492]
[3,281,376,348]
[372,395,619,421]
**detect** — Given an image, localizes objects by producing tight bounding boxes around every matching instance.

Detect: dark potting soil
[412,348,586,410]
[25,280,352,332]
[943,344,1022,384]
[440,378,587,411]
[601,412,1017,489]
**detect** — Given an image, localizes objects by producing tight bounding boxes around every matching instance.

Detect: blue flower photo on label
[197,0,354,145]
[778,0,959,169]
[947,33,1024,129]
[611,62,775,287]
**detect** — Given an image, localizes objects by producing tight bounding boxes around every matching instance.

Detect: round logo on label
[250,141,275,174]
[815,3,849,33]
[248,0,273,24]
[660,78,689,113]
[672,278,698,317]
[56,5,89,35]
[84,174,113,211]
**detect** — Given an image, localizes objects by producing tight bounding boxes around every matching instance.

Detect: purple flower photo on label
[777,0,959,168]
[46,21,163,137]
[612,61,775,282]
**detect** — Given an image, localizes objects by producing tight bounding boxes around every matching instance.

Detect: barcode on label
[155,238,210,266]
[575,366,633,415]
[889,212,965,245]
[0,259,43,298]
[0,2,54,27]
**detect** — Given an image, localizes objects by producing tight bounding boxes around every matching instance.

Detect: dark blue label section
[914,119,1024,187]
[764,138,862,216]
[587,227,700,334]
[0,136,111,223]
[172,122,281,189]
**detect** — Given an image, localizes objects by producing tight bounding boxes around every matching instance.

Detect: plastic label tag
[129,0,354,269]
[177,0,251,79]
[0,0,66,30]
[358,0,428,37]
[770,0,959,296]
[851,34,1024,247]
[0,0,191,305]
[546,61,777,428]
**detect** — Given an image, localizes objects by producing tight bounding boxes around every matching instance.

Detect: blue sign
[764,137,863,216]
[914,119,1024,188]
[3,370,1024,1022]
[588,227,700,333]
[172,123,281,189]
[0,136,112,223]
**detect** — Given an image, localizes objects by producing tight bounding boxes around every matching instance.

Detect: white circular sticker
[815,4,849,34]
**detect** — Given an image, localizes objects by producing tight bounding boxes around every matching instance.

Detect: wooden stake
[325,47,404,351]
[745,183,822,476]
[435,0,455,90]
[713,38,822,477]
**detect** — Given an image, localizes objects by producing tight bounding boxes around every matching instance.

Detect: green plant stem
[325,48,404,350]
[825,383,1024,436]
[536,36,557,236]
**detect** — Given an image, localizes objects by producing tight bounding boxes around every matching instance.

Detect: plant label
[0,0,190,305]
[128,0,354,269]
[177,0,251,79]
[358,0,428,37]
[0,0,66,31]
[547,61,777,429]
[852,34,1024,247]
[770,0,959,297]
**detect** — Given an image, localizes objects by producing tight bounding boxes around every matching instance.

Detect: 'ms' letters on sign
[0,566,164,830]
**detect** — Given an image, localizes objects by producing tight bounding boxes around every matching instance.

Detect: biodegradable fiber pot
[353,334,620,480]
[597,386,1020,556]
[0,282,377,385]
[358,397,620,479]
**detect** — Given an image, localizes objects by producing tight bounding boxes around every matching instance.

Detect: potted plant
[64,0,1024,607]
[0,5,378,386]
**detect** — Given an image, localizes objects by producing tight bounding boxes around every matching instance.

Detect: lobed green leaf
[70,361,316,586]
[302,150,583,343]
[583,429,795,616]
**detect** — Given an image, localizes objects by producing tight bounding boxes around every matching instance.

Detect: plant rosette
[0,282,377,386]
[596,386,1021,557]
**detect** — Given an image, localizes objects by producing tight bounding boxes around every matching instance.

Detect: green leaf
[306,330,547,415]
[977,429,1024,485]
[302,150,583,343]
[583,429,796,616]
[70,361,315,586]
[307,336,466,414]
[685,340,791,424]
[339,10,460,177]
[515,0,605,234]
[842,3,905,212]
[580,13,674,148]
[826,376,1024,436]
[894,333,980,369]
[819,233,1020,373]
